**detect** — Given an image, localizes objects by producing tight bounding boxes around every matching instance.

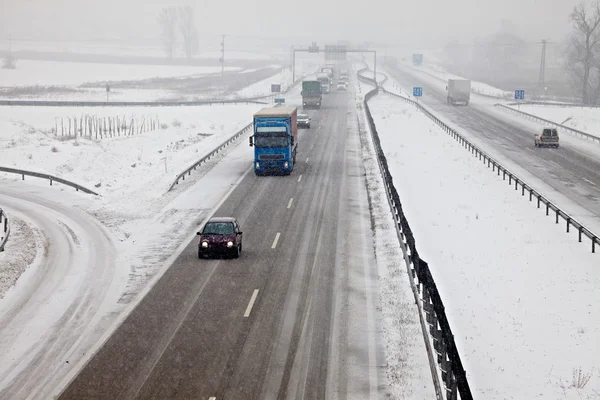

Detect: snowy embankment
[367,92,600,399]
[353,65,436,399]
[506,103,600,139]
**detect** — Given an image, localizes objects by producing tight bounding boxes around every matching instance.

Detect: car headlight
[284,162,289,168]
[201,241,208,248]
[256,162,260,169]
[227,241,234,248]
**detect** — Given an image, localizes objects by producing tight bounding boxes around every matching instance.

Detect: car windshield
[298,115,308,119]
[202,222,234,235]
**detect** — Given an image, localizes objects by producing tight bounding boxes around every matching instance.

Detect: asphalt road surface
[386,64,600,223]
[58,88,389,399]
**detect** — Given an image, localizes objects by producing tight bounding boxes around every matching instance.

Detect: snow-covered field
[0,104,261,197]
[507,104,600,139]
[368,92,600,399]
[0,59,241,87]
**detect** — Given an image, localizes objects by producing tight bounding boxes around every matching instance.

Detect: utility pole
[220,34,225,76]
[538,39,547,94]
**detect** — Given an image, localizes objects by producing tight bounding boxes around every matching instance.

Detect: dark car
[297,113,311,129]
[197,217,243,258]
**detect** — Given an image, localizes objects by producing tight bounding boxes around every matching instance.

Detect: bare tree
[158,7,178,59]
[567,1,600,104]
[178,6,198,62]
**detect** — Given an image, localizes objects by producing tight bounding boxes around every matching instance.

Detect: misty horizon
[0,0,583,49]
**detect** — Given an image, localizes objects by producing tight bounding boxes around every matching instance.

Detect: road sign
[515,90,525,100]
[271,84,281,93]
[412,54,423,66]
[274,97,285,104]
[413,87,423,97]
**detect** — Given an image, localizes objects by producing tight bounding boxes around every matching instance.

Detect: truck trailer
[301,80,322,109]
[446,79,471,105]
[249,107,298,175]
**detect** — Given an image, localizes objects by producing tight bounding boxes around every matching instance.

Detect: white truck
[446,79,471,106]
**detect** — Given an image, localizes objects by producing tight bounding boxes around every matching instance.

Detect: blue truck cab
[249,107,298,175]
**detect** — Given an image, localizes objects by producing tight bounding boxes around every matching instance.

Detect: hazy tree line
[566,0,600,104]
[158,6,199,62]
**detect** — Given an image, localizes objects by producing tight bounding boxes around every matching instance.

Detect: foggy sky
[0,0,583,48]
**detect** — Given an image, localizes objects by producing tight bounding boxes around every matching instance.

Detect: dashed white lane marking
[287,198,294,209]
[244,289,259,318]
[298,175,302,183]
[209,397,216,400]
[271,232,281,249]
[306,157,310,163]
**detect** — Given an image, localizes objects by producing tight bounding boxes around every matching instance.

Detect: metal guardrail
[367,71,600,253]
[0,207,9,252]
[356,67,472,400]
[495,104,600,144]
[0,166,99,195]
[168,122,253,191]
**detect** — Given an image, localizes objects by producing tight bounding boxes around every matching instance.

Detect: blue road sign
[413,87,423,97]
[515,90,525,100]
[412,54,423,66]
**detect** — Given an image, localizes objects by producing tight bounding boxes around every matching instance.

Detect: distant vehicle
[337,81,347,91]
[534,127,559,148]
[446,79,471,105]
[317,73,330,93]
[301,80,322,109]
[249,107,298,175]
[297,113,311,129]
[339,74,348,81]
[197,217,243,258]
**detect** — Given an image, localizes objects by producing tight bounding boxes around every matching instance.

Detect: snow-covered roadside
[353,64,436,399]
[0,104,261,196]
[0,217,36,299]
[506,104,600,139]
[367,92,600,399]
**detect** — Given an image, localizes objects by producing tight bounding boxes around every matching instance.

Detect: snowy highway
[386,64,600,226]
[57,89,391,399]
[0,182,121,399]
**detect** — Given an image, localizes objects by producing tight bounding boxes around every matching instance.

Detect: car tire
[233,245,240,258]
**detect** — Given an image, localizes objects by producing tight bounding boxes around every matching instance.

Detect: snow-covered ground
[0,104,261,198]
[0,59,241,87]
[367,92,600,399]
[506,104,600,139]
